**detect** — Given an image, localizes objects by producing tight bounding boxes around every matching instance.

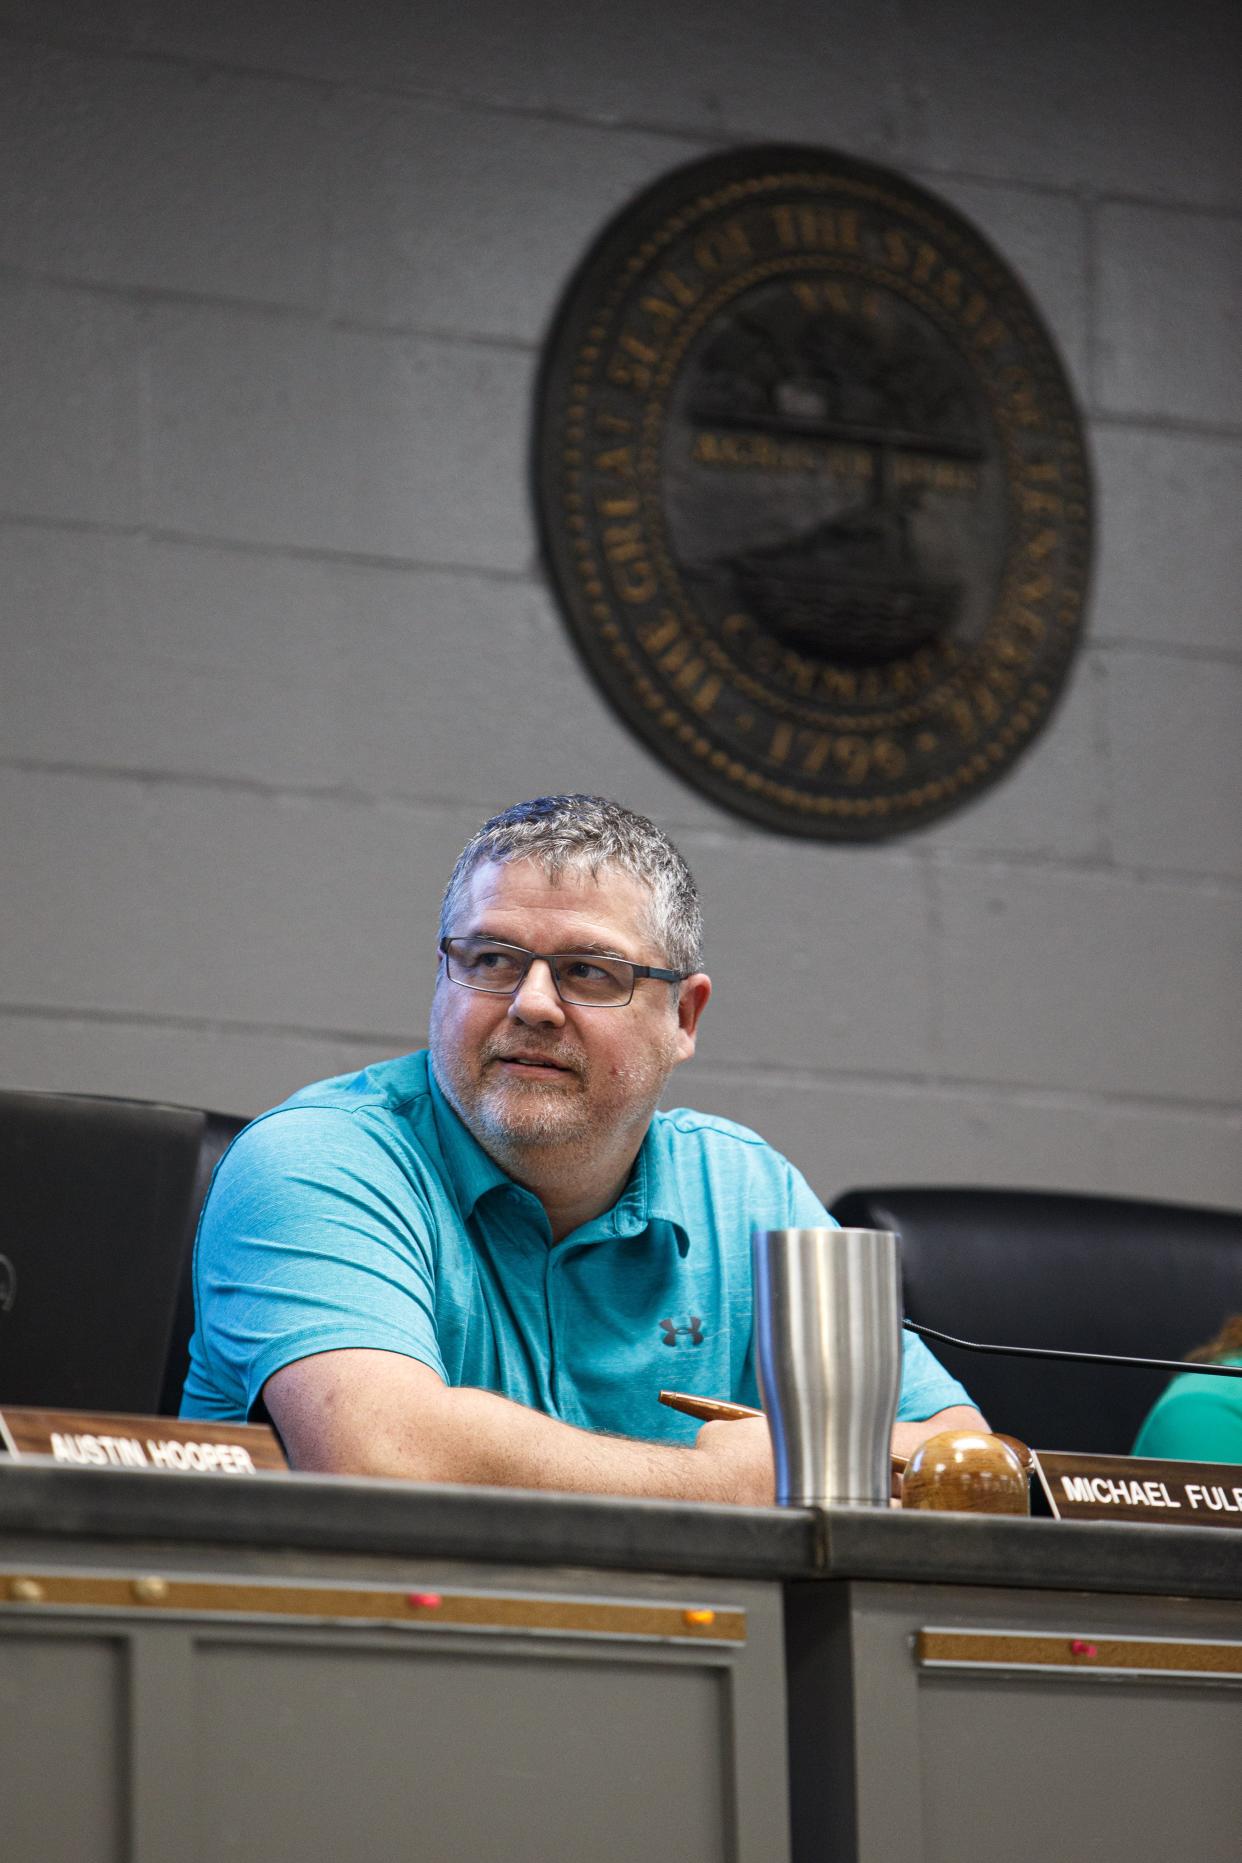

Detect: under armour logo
[659,1314,704,1347]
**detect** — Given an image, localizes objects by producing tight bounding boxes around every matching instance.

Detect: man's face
[428,857,708,1166]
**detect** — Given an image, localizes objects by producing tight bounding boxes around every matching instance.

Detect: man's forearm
[266,1352,985,1504]
[264,1350,774,1504]
[406,1383,770,1501]
[435,1395,989,1499]
[891,1405,989,1461]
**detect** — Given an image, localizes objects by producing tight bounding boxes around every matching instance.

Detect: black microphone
[902,1318,1242,1381]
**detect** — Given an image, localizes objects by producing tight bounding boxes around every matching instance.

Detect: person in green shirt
[1132,1315,1242,1463]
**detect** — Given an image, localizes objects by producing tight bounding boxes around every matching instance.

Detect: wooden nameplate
[0,1406,286,1474]
[1036,1451,1242,1527]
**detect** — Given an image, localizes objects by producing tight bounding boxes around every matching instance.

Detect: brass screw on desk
[132,1576,170,1605]
[9,1577,45,1604]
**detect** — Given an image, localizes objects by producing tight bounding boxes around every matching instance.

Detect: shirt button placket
[545,1252,561,1416]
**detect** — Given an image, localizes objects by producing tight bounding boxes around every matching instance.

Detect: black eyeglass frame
[438,936,687,1007]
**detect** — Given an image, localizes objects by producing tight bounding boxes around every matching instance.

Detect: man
[183,794,983,1500]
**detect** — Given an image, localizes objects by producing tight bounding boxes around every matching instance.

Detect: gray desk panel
[5,1465,1242,1863]
[787,1578,1242,1863]
[0,1492,790,1863]
[1,1631,126,1863]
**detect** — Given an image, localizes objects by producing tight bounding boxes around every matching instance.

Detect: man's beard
[430,1019,678,1168]
[469,1045,594,1152]
[430,1025,594,1156]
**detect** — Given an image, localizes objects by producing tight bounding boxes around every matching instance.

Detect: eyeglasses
[439,936,686,1008]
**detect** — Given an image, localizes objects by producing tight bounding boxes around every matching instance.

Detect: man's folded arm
[265,1350,988,1501]
[264,1347,777,1505]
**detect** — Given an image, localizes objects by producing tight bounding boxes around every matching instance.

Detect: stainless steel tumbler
[751,1227,902,1507]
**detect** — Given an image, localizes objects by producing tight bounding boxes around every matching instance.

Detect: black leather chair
[0,1090,247,1417]
[829,1186,1242,1454]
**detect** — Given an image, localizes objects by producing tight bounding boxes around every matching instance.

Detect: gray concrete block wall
[1,0,1240,1212]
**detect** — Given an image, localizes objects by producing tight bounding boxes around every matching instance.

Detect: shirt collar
[606,1114,692,1254]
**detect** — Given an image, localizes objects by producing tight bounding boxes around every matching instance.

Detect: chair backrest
[0,1090,247,1417]
[829,1186,1242,1455]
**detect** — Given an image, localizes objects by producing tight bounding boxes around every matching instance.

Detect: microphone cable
[902,1318,1242,1381]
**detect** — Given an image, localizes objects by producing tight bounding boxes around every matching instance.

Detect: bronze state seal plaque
[536,147,1092,838]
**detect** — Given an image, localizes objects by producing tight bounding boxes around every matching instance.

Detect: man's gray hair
[439,795,704,973]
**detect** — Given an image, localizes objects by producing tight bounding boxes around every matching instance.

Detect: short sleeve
[182,1108,446,1421]
[771,1160,976,1420]
[784,1167,838,1230]
[895,1331,974,1421]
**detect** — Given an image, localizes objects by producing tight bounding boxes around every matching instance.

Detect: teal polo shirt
[182,1049,971,1436]
[1131,1358,1242,1464]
